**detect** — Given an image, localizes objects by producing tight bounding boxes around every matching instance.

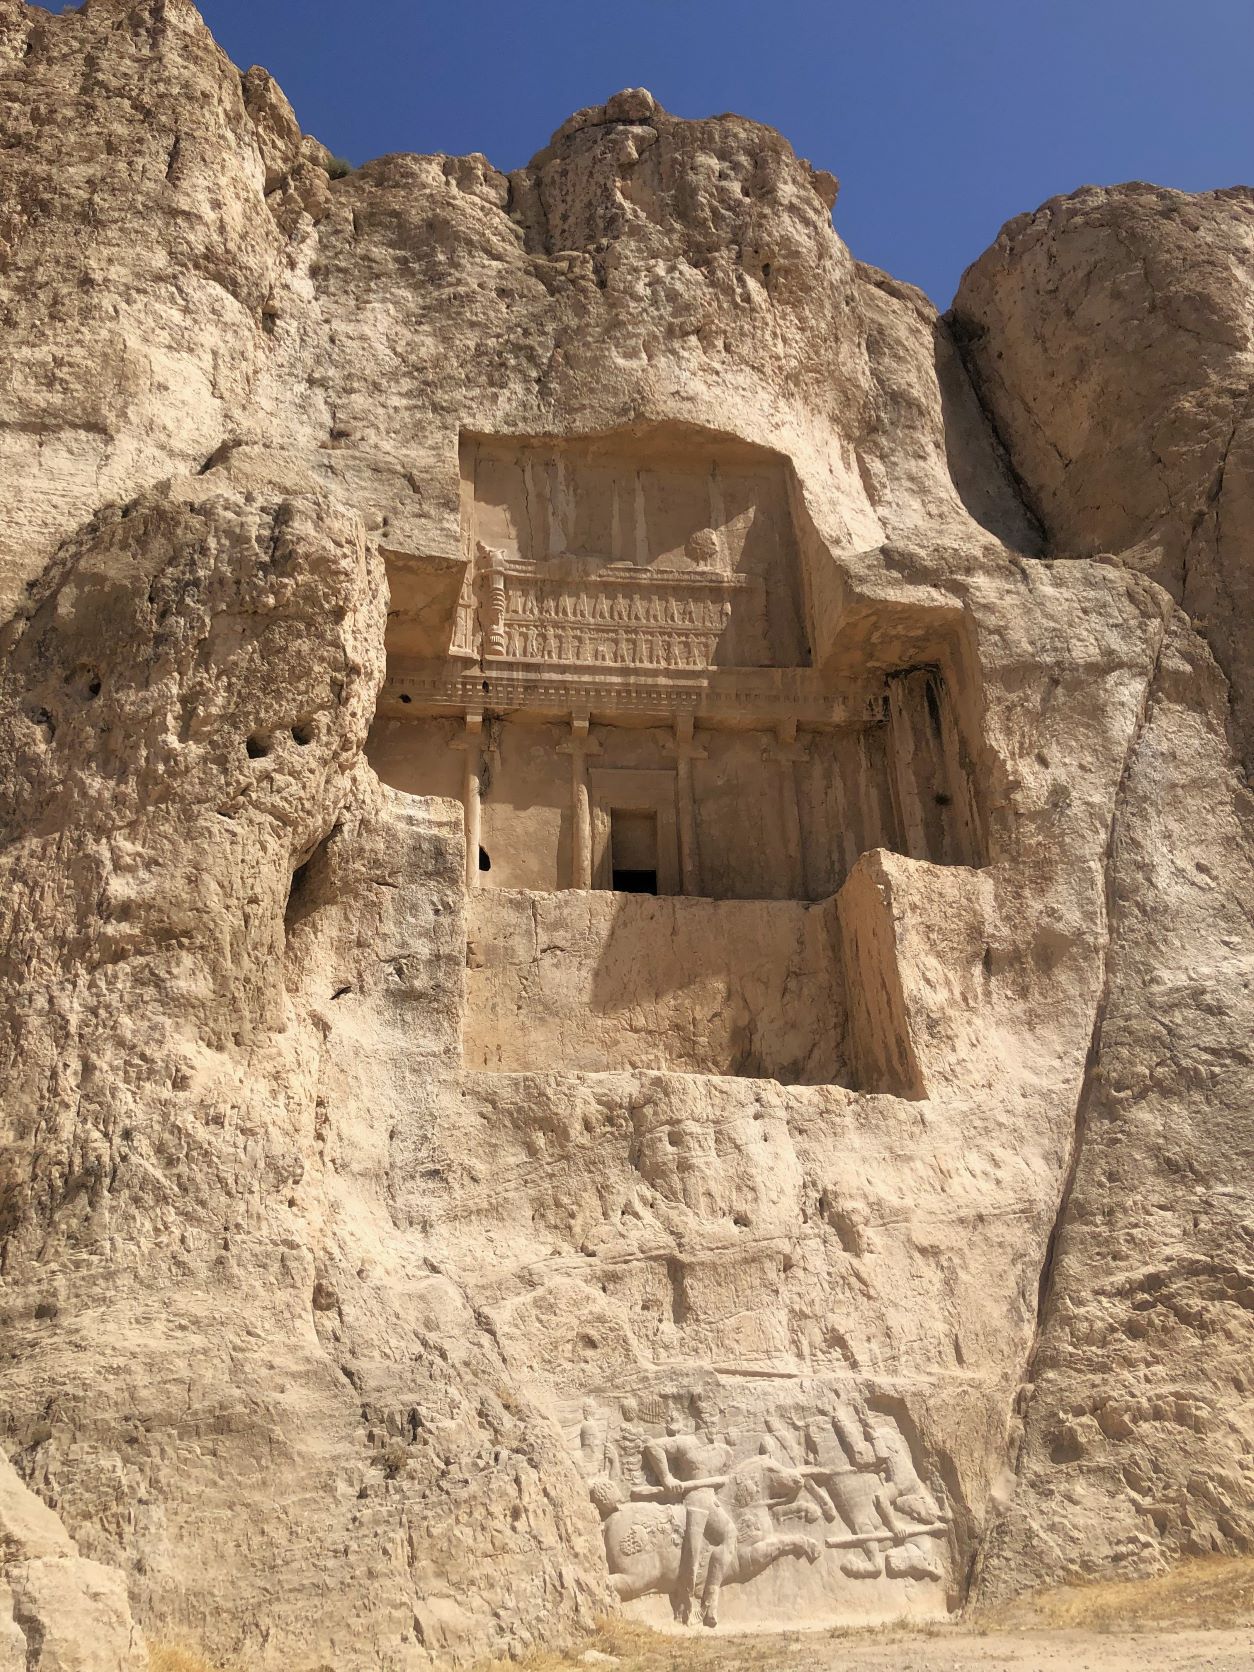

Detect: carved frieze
[380,664,880,729]
[456,541,763,672]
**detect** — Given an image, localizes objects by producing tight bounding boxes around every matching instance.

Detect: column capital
[557,710,602,757]
[448,708,485,750]
[661,711,707,762]
[763,716,809,762]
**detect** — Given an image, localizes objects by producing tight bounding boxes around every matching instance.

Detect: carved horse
[589,1471,820,1626]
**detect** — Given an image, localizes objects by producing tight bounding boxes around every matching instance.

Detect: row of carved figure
[501,587,738,626]
[575,1391,950,1628]
[448,540,752,665]
[497,624,729,668]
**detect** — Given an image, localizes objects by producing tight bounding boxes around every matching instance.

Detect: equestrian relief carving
[573,1386,951,1627]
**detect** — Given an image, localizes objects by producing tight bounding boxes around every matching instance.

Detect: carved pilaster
[557,713,602,889]
[449,709,485,890]
[764,717,811,898]
[663,714,708,896]
[476,542,508,658]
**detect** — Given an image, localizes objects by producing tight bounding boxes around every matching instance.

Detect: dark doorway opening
[612,867,658,894]
[478,846,491,872]
[609,808,659,895]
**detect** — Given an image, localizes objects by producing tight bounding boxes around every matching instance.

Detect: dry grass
[474,1617,794,1672]
[148,1645,237,1672]
[472,1616,954,1672]
[979,1554,1254,1633]
[475,1619,657,1672]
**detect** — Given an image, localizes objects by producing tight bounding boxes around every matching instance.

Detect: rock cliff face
[0,2,1252,1667]
[952,185,1254,767]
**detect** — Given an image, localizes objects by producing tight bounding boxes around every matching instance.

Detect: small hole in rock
[400,693,412,705]
[291,722,315,746]
[934,791,952,807]
[478,846,491,872]
[246,733,271,759]
[65,666,102,700]
[331,984,352,1000]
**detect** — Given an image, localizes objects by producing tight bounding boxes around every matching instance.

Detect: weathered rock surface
[0,1,1251,1667]
[952,184,1254,766]
[1,1451,147,1672]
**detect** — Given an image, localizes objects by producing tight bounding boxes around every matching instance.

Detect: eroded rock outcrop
[952,184,1254,765]
[1,1451,146,1672]
[0,1,1252,1665]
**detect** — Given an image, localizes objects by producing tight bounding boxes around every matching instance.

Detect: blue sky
[44,0,1254,304]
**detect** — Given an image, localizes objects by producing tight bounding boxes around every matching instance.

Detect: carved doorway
[609,809,659,893]
[589,768,680,894]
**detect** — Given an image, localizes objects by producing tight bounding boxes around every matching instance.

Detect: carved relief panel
[567,1379,952,1628]
[458,430,811,671]
[462,542,764,671]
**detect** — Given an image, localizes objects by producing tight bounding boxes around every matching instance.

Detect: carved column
[450,709,484,890]
[664,713,707,896]
[764,717,811,899]
[557,713,601,889]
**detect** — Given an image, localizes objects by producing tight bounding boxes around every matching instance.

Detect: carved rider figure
[587,1441,819,1626]
[865,1414,945,1526]
[641,1396,735,1626]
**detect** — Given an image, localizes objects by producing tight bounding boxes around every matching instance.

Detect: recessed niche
[367,423,986,900]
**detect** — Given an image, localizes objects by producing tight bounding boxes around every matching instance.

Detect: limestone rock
[240,65,304,193]
[0,0,296,617]
[0,1,1252,1666]
[0,1454,146,1672]
[952,183,1254,765]
[0,1452,76,1564]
